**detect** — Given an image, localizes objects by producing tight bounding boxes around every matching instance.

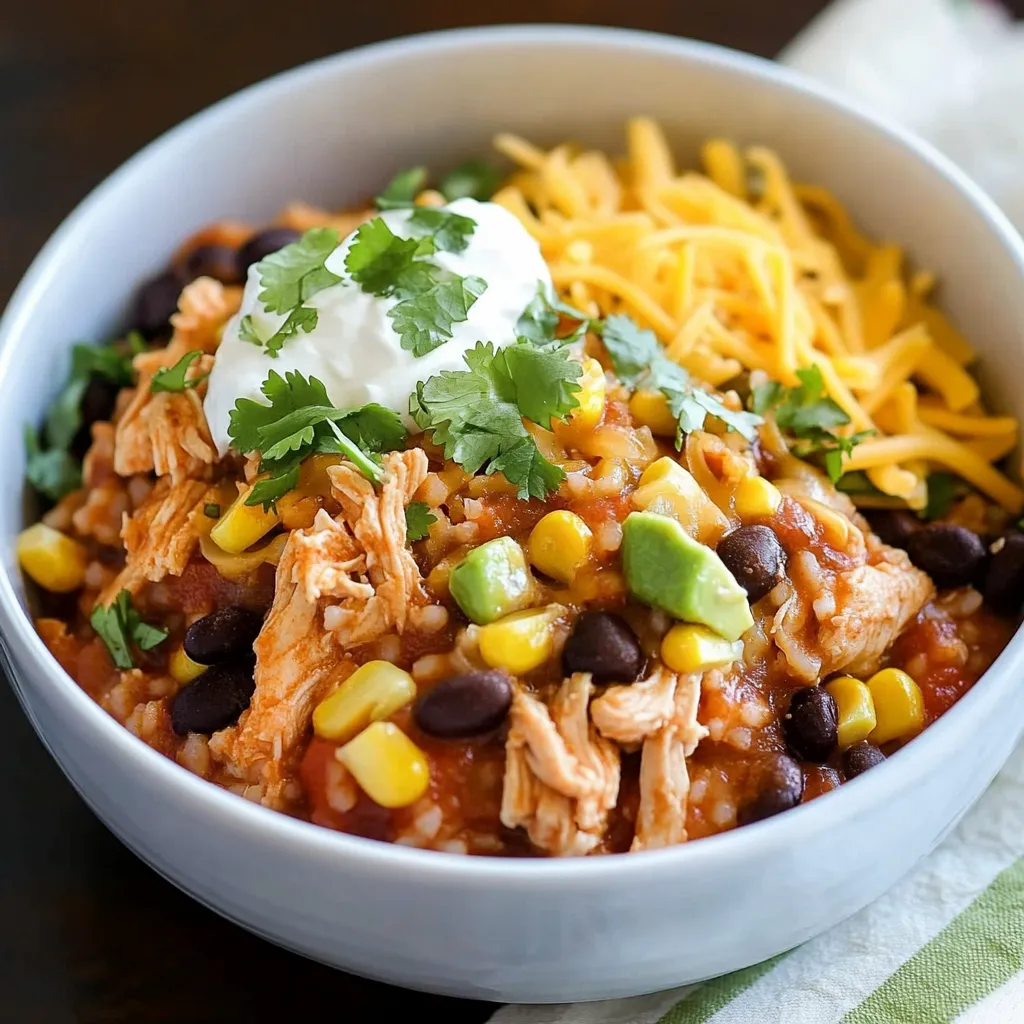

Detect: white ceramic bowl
[2,25,1024,1005]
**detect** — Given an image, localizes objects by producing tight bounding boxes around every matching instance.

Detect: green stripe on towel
[658,954,788,1024]
[843,856,1024,1024]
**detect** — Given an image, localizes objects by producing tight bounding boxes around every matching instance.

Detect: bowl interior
[2,25,1024,870]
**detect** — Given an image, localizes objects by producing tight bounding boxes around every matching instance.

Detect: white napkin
[781,0,1024,230]
[486,3,1024,1021]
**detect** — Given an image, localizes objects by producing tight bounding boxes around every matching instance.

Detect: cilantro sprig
[411,341,583,500]
[150,350,209,393]
[90,590,168,670]
[600,314,761,445]
[25,336,144,501]
[345,214,486,357]
[238,228,341,357]
[751,366,872,482]
[405,502,437,542]
[516,283,593,347]
[228,370,407,510]
[375,160,502,210]
[439,160,503,202]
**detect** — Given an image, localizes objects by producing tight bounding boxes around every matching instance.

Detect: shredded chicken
[321,449,429,647]
[72,479,129,548]
[290,509,372,604]
[97,478,215,605]
[209,533,349,808]
[500,675,620,856]
[770,490,933,681]
[114,359,217,483]
[82,422,117,489]
[819,556,934,677]
[114,277,238,482]
[591,665,678,748]
[631,673,708,852]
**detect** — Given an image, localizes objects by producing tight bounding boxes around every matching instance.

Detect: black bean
[983,532,1024,615]
[183,244,241,285]
[562,612,644,684]
[864,509,920,550]
[905,523,987,588]
[170,660,256,735]
[183,606,263,665]
[131,268,188,338]
[236,228,302,275]
[70,375,122,459]
[716,525,786,603]
[414,671,513,739]
[783,686,838,762]
[842,741,886,779]
[737,753,804,825]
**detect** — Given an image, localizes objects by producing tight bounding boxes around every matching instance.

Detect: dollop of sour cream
[204,198,552,455]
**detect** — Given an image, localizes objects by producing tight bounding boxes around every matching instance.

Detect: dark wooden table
[0,1,1008,1020]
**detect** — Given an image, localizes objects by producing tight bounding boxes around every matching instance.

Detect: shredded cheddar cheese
[493,118,1023,514]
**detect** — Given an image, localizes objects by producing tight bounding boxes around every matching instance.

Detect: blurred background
[1,1,1022,1021]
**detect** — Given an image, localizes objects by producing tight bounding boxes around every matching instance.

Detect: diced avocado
[622,511,754,642]
[448,536,533,625]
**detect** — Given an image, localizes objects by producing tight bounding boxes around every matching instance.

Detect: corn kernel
[661,623,743,674]
[478,606,561,675]
[169,645,207,684]
[297,453,344,496]
[867,668,924,745]
[825,675,877,748]
[569,358,607,430]
[528,511,592,583]
[629,389,677,436]
[276,492,321,531]
[16,523,88,593]
[734,475,782,519]
[337,722,430,808]
[634,457,702,523]
[313,661,417,743]
[209,485,281,554]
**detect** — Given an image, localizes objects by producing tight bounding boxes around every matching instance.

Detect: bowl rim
[3,22,1024,886]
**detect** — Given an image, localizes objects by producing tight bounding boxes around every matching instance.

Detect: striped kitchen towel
[488,2,1024,1021]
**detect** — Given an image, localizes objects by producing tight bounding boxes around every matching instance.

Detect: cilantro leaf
[25,339,139,502]
[240,305,319,359]
[228,370,332,453]
[601,314,662,386]
[923,472,965,521]
[247,460,302,511]
[24,425,82,501]
[390,274,487,356]
[412,340,581,500]
[490,439,567,499]
[43,377,89,452]
[204,503,221,518]
[405,501,437,542]
[376,166,428,210]
[516,285,560,345]
[439,160,503,202]
[498,343,582,428]
[71,342,137,387]
[753,365,871,480]
[90,590,168,670]
[228,370,407,509]
[150,350,209,393]
[408,207,477,254]
[345,219,423,295]
[335,404,408,454]
[253,228,341,314]
[516,283,593,347]
[601,313,761,444]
